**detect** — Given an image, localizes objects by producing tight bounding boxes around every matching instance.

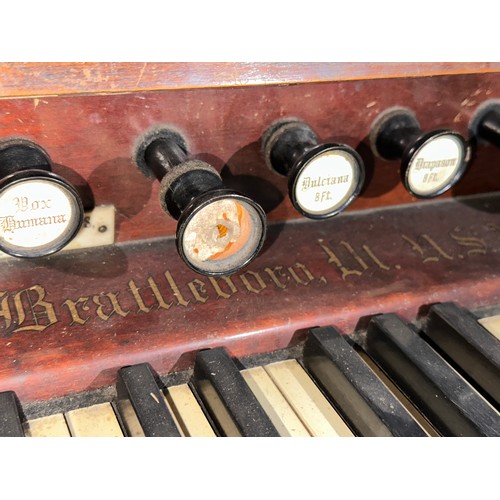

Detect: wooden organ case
[0,62,500,437]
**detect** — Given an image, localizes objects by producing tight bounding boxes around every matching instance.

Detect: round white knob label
[294,149,360,216]
[407,135,465,196]
[0,179,76,252]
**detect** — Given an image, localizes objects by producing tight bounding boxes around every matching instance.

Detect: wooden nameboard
[1,192,500,403]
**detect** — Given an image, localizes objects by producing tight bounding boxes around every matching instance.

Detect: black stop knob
[262,118,365,219]
[370,107,470,198]
[469,100,500,148]
[135,128,267,276]
[0,138,84,258]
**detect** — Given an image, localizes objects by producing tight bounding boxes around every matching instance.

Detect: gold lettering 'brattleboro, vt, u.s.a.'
[0,262,323,335]
[0,222,496,336]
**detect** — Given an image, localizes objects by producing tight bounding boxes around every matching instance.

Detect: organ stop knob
[469,100,500,148]
[370,107,471,198]
[262,118,365,219]
[135,128,267,276]
[0,138,84,258]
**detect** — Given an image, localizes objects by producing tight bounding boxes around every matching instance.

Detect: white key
[66,403,123,437]
[264,360,354,437]
[478,314,500,341]
[242,366,310,437]
[25,413,71,437]
[165,384,216,437]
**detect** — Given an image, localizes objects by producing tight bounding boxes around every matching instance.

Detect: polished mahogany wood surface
[1,193,499,403]
[1,65,500,406]
[0,72,499,244]
[2,62,500,98]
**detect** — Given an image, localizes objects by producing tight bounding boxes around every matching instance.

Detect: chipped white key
[264,360,354,437]
[66,403,123,437]
[164,384,216,437]
[25,413,71,437]
[242,366,310,437]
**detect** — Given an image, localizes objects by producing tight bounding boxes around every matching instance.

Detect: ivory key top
[479,314,500,341]
[264,360,354,437]
[65,403,123,437]
[164,384,216,437]
[25,413,71,437]
[242,366,310,437]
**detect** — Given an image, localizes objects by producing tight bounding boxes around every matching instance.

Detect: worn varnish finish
[1,64,500,409]
[1,193,500,403]
[1,62,500,98]
[0,72,499,244]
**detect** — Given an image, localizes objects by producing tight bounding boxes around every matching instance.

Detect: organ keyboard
[1,301,498,437]
[1,63,500,439]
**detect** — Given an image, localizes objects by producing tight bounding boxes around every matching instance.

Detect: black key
[424,302,500,409]
[115,363,181,437]
[365,314,500,437]
[303,326,427,437]
[0,391,24,437]
[191,347,280,437]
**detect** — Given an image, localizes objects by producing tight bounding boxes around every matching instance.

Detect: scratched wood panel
[1,62,500,98]
[1,193,500,403]
[0,72,500,244]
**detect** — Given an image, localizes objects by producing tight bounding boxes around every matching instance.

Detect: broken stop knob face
[0,139,83,258]
[135,128,267,276]
[177,190,266,276]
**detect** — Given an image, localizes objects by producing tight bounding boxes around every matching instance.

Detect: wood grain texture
[1,65,500,408]
[1,62,500,98]
[1,193,499,404]
[0,72,499,244]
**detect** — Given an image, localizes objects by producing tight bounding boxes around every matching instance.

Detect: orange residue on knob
[217,223,229,238]
[209,202,252,261]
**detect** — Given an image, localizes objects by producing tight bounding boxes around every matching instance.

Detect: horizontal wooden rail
[1,62,500,98]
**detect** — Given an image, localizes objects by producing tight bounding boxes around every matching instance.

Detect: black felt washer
[368,106,420,160]
[261,118,318,174]
[0,137,53,176]
[158,160,221,218]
